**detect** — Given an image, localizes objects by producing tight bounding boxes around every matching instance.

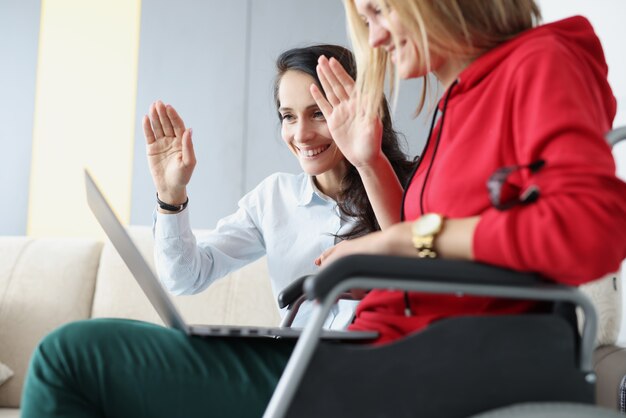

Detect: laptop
[85,169,377,341]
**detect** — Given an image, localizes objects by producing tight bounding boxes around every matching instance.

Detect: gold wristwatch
[411,213,445,258]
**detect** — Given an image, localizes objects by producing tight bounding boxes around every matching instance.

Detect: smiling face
[278,70,346,181]
[354,0,431,80]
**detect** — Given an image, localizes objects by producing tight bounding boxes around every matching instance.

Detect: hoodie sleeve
[473,38,626,285]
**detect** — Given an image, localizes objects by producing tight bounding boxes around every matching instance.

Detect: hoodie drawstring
[403,79,459,317]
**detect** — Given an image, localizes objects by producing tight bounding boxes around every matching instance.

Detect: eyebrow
[366,1,383,13]
[362,1,375,11]
[278,104,320,113]
[357,2,376,21]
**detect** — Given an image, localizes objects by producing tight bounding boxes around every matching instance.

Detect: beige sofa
[0,227,280,417]
[1,227,625,417]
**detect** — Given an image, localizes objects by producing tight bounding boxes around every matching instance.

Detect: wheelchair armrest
[304,254,547,301]
[302,254,596,372]
[277,275,311,309]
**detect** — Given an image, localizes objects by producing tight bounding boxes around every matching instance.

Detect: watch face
[414,213,443,236]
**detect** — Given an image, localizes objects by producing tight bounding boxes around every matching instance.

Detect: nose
[293,119,315,143]
[368,20,391,49]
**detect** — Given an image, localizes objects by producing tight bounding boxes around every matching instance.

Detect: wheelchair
[261,128,626,418]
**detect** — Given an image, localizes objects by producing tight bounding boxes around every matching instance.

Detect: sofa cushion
[0,237,102,408]
[91,226,281,327]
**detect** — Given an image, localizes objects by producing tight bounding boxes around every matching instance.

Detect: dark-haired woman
[20,44,413,417]
[146,44,412,329]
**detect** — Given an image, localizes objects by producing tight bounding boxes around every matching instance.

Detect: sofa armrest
[0,237,103,408]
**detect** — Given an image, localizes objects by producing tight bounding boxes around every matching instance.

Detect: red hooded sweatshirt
[349,16,626,344]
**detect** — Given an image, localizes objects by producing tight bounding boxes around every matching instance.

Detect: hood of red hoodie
[444,16,614,114]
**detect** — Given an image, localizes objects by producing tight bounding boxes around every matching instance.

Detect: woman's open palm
[143,101,196,201]
[310,56,383,169]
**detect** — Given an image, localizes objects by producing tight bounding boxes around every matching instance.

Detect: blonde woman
[315,0,626,344]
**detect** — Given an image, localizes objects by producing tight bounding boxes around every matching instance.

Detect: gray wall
[130,0,250,227]
[0,0,41,235]
[0,0,435,235]
[130,0,435,229]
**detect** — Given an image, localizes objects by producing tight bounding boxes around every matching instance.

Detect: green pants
[21,318,295,418]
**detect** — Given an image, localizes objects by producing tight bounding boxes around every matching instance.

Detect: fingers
[181,128,196,168]
[310,84,333,118]
[166,105,186,138]
[149,102,165,138]
[314,247,329,266]
[315,246,336,268]
[317,59,340,107]
[317,56,352,105]
[155,101,175,137]
[143,115,156,144]
[148,100,187,140]
[328,57,355,96]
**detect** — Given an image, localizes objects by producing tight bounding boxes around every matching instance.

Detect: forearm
[155,235,211,295]
[154,199,270,293]
[383,217,479,260]
[317,216,479,267]
[356,155,404,229]
[153,210,211,295]
[474,192,626,284]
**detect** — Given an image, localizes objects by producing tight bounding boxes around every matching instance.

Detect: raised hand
[143,100,196,206]
[312,56,403,228]
[310,56,383,169]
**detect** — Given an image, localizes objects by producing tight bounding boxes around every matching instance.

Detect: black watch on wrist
[156,193,189,212]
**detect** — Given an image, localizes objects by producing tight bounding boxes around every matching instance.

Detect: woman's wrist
[156,190,188,214]
[384,222,416,256]
[156,188,187,206]
[354,153,388,179]
[381,217,480,260]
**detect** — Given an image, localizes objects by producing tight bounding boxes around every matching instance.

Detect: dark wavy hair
[273,44,414,240]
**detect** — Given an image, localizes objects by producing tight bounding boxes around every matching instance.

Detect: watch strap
[156,193,189,212]
[412,235,437,258]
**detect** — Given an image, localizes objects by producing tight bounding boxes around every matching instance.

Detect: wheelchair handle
[277,275,311,309]
[304,255,547,301]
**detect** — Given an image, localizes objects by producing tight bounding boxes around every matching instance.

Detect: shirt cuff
[154,205,192,239]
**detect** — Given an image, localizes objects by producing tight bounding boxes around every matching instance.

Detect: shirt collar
[297,175,334,206]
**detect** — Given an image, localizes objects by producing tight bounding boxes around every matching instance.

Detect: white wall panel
[27,0,141,238]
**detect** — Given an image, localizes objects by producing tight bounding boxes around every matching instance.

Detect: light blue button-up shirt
[153,172,358,329]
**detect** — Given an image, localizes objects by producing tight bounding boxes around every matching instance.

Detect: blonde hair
[344,0,542,117]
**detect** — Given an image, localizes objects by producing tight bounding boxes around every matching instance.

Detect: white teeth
[300,145,329,157]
